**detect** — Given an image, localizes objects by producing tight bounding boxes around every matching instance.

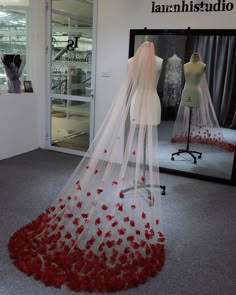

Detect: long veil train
[8,41,165,292]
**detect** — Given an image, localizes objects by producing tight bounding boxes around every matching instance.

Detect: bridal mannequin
[181,52,206,107]
[129,54,163,125]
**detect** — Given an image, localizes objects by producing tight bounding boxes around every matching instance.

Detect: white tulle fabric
[9,41,165,292]
[171,55,234,152]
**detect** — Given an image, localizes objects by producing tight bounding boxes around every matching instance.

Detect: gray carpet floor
[0,149,236,295]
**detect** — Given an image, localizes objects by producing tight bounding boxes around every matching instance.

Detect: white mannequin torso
[129,56,163,125]
[181,55,206,108]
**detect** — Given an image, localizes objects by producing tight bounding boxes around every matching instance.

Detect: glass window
[0,1,29,93]
[51,98,90,151]
[51,0,93,97]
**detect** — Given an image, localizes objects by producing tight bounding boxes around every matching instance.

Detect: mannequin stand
[121,131,166,207]
[171,107,202,164]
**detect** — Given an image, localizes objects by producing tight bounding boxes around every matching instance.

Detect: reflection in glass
[51,98,90,152]
[51,0,93,97]
[132,33,236,180]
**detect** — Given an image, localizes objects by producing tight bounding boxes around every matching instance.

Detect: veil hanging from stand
[9,42,165,292]
[171,55,234,152]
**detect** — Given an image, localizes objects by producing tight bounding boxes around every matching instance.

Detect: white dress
[163,54,182,108]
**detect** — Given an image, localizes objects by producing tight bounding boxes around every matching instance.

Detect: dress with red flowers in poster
[8,41,165,292]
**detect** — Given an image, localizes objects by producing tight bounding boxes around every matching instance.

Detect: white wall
[95,0,236,133]
[0,0,47,160]
[0,94,38,160]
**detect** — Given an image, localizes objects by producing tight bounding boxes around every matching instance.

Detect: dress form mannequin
[181,52,206,107]
[171,52,204,164]
[124,47,165,198]
[129,55,163,125]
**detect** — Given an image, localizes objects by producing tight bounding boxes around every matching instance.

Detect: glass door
[47,0,96,155]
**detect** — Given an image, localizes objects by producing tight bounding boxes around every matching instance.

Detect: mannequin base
[121,182,166,207]
[171,149,202,164]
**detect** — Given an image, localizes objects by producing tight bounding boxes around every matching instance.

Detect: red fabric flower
[94,170,98,174]
[142,212,146,219]
[141,176,145,182]
[106,240,115,248]
[97,228,102,237]
[76,225,84,234]
[127,236,134,242]
[132,151,136,155]
[58,198,63,203]
[65,213,73,218]
[158,231,164,237]
[67,196,72,200]
[105,231,111,238]
[101,204,108,210]
[145,222,150,229]
[112,221,118,227]
[86,192,91,197]
[104,149,107,153]
[124,217,129,222]
[112,181,118,186]
[116,203,123,211]
[118,227,126,235]
[156,219,160,225]
[72,218,79,225]
[77,202,82,209]
[119,192,124,198]
[130,220,135,227]
[131,205,136,210]
[97,189,103,194]
[136,230,141,235]
[106,215,114,221]
[65,232,72,239]
[131,242,140,249]
[95,217,101,225]
[81,213,89,219]
[117,238,123,245]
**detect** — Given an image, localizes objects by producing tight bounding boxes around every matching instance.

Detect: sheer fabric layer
[172,72,234,151]
[9,42,165,292]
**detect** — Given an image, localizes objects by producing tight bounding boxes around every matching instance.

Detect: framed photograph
[24,80,33,92]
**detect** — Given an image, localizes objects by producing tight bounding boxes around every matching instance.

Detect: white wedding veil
[9,41,165,292]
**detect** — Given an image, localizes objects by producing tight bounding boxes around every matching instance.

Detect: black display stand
[171,107,202,164]
[121,132,166,207]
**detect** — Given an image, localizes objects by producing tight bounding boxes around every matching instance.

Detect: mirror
[129,29,236,184]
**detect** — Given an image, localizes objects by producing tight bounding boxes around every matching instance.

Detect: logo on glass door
[67,36,80,51]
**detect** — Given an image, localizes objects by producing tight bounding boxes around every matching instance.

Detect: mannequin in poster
[1,54,26,93]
